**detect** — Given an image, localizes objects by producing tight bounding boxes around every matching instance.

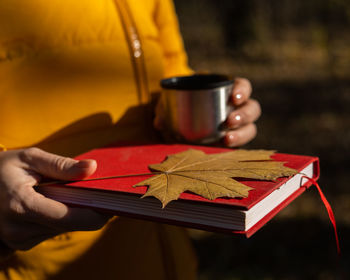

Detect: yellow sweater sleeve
[154,0,193,77]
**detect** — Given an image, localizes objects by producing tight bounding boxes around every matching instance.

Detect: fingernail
[228,114,242,128]
[225,133,236,147]
[233,92,243,105]
[75,159,96,168]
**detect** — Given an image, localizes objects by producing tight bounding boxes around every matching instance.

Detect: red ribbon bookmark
[302,176,341,256]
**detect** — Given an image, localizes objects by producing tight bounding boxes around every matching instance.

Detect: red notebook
[37,144,319,237]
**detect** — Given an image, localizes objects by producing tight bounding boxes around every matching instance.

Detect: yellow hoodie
[0,0,196,279]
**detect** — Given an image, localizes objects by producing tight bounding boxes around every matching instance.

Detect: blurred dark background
[173,0,350,279]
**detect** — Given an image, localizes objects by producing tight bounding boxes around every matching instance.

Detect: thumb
[21,148,96,181]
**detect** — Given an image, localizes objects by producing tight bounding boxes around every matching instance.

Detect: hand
[154,77,261,147]
[224,77,261,147]
[0,148,111,254]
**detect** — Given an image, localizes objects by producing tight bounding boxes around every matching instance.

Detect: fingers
[227,99,261,129]
[19,148,97,181]
[224,98,260,147]
[0,148,111,252]
[8,187,111,232]
[2,147,109,232]
[232,77,252,106]
[224,123,258,147]
[224,78,260,147]
[30,192,111,231]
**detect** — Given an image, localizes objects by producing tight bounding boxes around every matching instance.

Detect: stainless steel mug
[160,74,234,144]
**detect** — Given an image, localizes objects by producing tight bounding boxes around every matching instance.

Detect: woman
[0,0,261,279]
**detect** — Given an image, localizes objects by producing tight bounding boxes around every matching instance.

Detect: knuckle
[8,198,26,216]
[51,157,69,173]
[19,147,41,163]
[21,194,38,214]
[7,189,38,217]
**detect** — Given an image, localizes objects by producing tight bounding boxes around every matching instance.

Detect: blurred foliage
[174,0,350,81]
[173,1,350,279]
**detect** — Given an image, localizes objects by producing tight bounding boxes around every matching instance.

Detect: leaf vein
[172,173,244,194]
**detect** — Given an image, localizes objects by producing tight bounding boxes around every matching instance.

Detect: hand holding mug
[224,77,261,147]
[154,75,261,147]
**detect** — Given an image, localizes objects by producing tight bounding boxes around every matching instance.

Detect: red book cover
[39,144,320,237]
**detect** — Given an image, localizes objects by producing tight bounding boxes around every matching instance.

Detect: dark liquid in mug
[161,74,233,90]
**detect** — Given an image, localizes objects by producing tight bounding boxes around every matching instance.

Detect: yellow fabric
[0,0,196,279]
[0,0,191,152]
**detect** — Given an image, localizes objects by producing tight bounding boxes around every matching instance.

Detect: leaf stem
[38,172,162,187]
[38,166,296,187]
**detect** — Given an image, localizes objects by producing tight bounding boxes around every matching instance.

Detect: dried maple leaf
[133,149,297,208]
